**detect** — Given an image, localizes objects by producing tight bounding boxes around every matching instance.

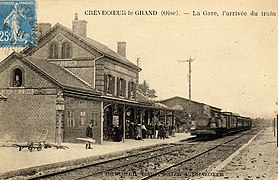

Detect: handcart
[12,129,48,152]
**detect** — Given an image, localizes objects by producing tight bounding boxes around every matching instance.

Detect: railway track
[26,143,190,180]
[141,129,261,179]
[16,128,261,180]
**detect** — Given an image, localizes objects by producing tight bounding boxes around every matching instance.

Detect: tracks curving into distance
[23,128,261,180]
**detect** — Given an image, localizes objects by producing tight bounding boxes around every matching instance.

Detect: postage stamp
[0,0,36,47]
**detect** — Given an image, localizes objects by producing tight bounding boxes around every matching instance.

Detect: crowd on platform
[106,121,176,142]
[125,122,176,141]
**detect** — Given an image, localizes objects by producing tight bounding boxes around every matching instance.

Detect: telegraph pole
[179,56,194,122]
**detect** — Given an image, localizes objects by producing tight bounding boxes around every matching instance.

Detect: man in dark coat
[86,122,93,149]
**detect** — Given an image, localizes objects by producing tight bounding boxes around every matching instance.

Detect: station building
[160,96,222,120]
[0,15,176,144]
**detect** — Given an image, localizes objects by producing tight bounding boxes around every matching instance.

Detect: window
[117,78,126,97]
[128,81,136,99]
[91,112,99,127]
[80,111,86,126]
[104,74,115,94]
[12,68,23,87]
[49,42,58,59]
[67,111,75,127]
[61,42,72,59]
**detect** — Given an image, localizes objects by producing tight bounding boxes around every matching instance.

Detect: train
[190,104,252,136]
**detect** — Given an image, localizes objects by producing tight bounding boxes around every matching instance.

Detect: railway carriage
[190,106,252,136]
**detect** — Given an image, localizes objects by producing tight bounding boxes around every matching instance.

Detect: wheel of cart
[13,129,49,152]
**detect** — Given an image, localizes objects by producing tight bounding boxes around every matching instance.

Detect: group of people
[127,122,175,140]
[84,121,177,149]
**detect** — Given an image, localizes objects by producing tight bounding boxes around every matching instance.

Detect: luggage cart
[13,129,48,152]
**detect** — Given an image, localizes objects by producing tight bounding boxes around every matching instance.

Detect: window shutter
[111,76,115,95]
[117,77,120,96]
[123,79,126,97]
[134,83,137,99]
[128,81,131,98]
[104,74,107,93]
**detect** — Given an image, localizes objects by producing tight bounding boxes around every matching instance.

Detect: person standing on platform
[155,123,159,139]
[86,122,93,149]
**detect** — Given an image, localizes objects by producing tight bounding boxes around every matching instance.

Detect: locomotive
[190,105,252,136]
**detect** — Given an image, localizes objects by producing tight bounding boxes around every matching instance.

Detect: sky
[0,0,278,119]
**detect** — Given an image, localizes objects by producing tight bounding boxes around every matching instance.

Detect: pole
[274,118,276,137]
[277,115,278,147]
[188,57,192,122]
[178,57,194,123]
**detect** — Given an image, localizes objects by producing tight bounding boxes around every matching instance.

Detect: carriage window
[13,68,23,87]
[49,42,58,59]
[61,42,72,59]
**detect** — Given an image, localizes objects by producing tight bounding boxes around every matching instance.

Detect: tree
[175,111,190,132]
[137,80,157,99]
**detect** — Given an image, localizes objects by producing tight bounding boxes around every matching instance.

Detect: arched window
[61,42,72,59]
[13,68,23,87]
[49,42,58,59]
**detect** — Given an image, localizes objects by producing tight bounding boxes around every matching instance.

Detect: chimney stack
[37,23,51,37]
[72,13,87,37]
[117,41,127,58]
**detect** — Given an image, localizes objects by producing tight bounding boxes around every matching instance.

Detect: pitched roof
[84,37,140,70]
[25,56,98,93]
[160,96,221,110]
[2,52,99,94]
[23,23,141,71]
[136,92,153,104]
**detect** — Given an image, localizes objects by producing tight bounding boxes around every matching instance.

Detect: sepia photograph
[0,0,278,179]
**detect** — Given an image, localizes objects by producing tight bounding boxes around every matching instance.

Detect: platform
[0,133,193,177]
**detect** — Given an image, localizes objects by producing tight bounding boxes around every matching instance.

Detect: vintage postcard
[0,0,36,46]
[0,0,277,179]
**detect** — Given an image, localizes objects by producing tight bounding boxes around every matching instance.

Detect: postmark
[0,0,36,47]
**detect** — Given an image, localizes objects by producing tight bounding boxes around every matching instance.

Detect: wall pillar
[139,109,143,139]
[56,91,65,146]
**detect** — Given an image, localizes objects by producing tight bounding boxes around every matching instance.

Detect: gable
[23,24,140,71]
[0,53,99,95]
[0,56,56,89]
[27,25,101,60]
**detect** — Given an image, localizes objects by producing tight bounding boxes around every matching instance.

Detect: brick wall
[0,93,57,142]
[0,57,58,142]
[96,57,139,97]
[0,59,56,88]
[160,98,204,116]
[31,30,98,60]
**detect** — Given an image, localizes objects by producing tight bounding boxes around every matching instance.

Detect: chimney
[117,41,127,58]
[72,13,87,37]
[37,23,51,37]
